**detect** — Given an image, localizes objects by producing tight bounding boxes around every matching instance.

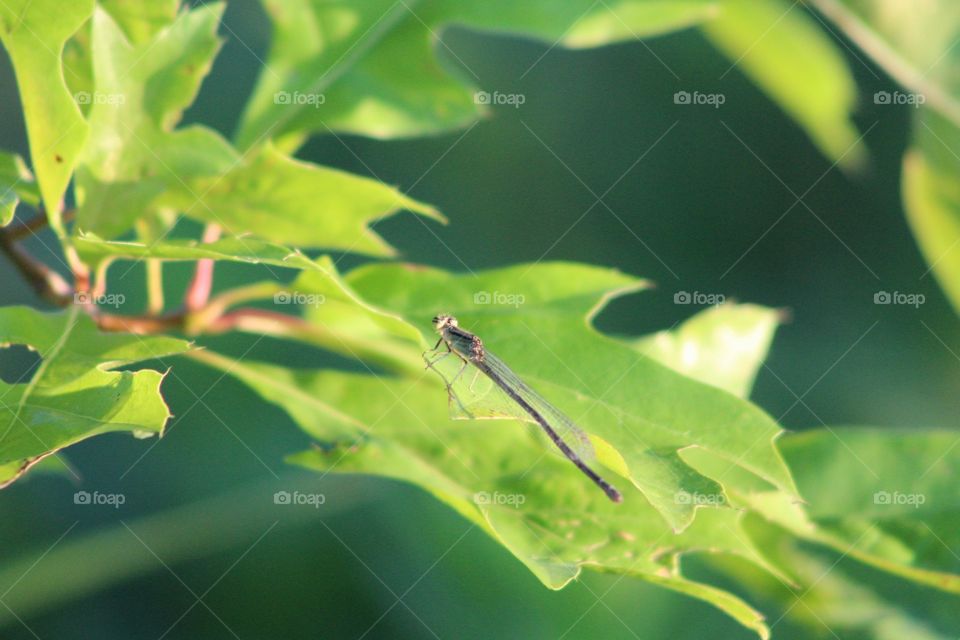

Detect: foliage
[0,1,957,638]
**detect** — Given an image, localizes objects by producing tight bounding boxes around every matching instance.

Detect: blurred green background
[1,1,957,638]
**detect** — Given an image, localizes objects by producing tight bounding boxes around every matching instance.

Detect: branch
[93,310,186,334]
[0,230,73,305]
[3,208,75,243]
[2,215,314,342]
[203,308,312,336]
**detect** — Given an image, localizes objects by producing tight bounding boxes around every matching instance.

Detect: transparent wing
[425,343,596,462]
[481,350,597,462]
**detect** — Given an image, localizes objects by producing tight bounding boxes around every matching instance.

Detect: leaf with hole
[0,306,190,487]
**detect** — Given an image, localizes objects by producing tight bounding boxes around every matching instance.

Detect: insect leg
[423,340,452,369]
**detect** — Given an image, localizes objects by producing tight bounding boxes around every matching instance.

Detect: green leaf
[100,0,179,44]
[713,517,952,640]
[809,3,960,311]
[702,0,864,168]
[0,453,76,487]
[184,262,811,635]
[903,108,960,314]
[71,5,441,253]
[0,151,39,227]
[343,262,796,524]
[813,0,960,128]
[772,427,960,593]
[160,143,444,255]
[236,0,718,147]
[186,261,805,633]
[0,0,93,233]
[72,233,424,288]
[192,349,774,638]
[630,303,782,398]
[0,306,190,487]
[74,4,232,239]
[274,262,427,372]
[74,232,327,270]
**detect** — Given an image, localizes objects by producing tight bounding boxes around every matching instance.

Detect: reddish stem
[94,310,186,334]
[204,308,309,334]
[184,223,222,311]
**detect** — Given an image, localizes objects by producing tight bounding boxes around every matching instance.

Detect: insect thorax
[471,335,485,362]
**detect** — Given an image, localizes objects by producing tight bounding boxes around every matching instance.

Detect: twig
[2,216,316,343]
[146,259,165,315]
[0,232,72,305]
[203,308,311,335]
[3,208,75,243]
[184,223,221,311]
[94,310,186,334]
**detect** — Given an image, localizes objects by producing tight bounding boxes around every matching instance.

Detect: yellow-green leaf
[0,0,94,233]
[0,306,190,487]
[702,0,863,168]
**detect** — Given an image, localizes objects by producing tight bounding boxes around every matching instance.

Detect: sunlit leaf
[75,232,331,271]
[0,152,39,227]
[0,306,190,487]
[903,109,960,315]
[236,0,718,147]
[702,0,864,168]
[777,427,960,593]
[712,517,952,640]
[160,143,444,255]
[71,6,442,254]
[693,426,960,595]
[630,303,782,398]
[74,4,231,239]
[341,263,797,523]
[100,0,180,44]
[187,261,805,636]
[193,349,776,639]
[0,0,93,233]
[812,1,960,313]
[813,0,960,127]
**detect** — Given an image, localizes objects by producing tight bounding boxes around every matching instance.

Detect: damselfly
[424,314,622,503]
